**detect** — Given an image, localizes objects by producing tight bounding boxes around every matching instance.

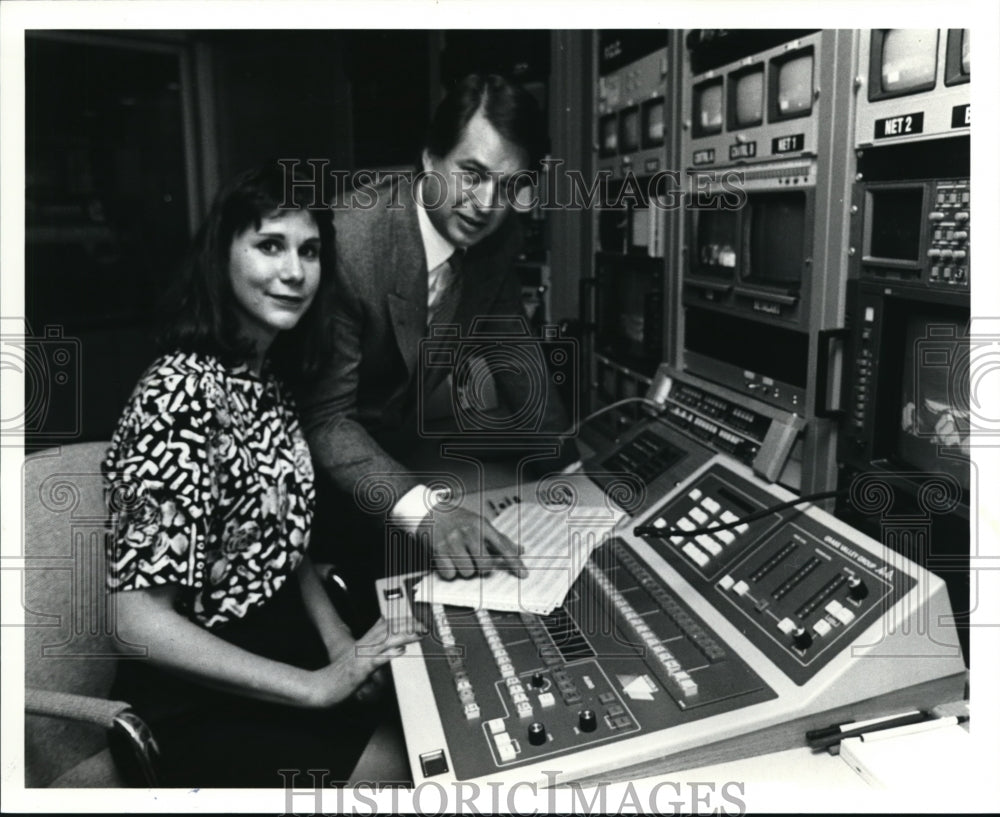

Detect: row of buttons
[595,691,633,729]
[929,265,969,285]
[485,718,519,763]
[432,604,480,721]
[477,609,534,720]
[520,613,562,666]
[935,189,969,205]
[614,543,726,663]
[586,562,699,701]
[549,667,582,706]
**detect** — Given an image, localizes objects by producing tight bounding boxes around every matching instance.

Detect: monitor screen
[867,187,924,262]
[620,107,641,153]
[895,314,970,490]
[693,209,739,276]
[685,305,809,388]
[880,29,938,93]
[600,114,618,156]
[643,98,665,146]
[774,53,813,117]
[694,79,724,136]
[745,192,806,288]
[733,67,764,127]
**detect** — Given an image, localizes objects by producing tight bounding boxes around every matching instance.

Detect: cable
[576,397,661,432]
[632,488,849,539]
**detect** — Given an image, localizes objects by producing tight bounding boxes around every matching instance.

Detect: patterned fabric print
[103,351,315,628]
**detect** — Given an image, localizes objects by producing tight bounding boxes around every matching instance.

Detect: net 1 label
[772,134,804,154]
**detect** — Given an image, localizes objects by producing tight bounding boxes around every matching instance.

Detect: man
[300,74,576,597]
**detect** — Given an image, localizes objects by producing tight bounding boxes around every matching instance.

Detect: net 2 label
[874,112,924,139]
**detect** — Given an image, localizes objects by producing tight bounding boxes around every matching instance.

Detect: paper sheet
[412,499,624,615]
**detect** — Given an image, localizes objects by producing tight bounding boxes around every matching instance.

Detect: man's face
[421,108,529,249]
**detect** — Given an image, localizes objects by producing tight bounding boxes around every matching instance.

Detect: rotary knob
[848,576,869,601]
[578,709,598,733]
[528,722,547,746]
[531,671,546,689]
[792,627,813,651]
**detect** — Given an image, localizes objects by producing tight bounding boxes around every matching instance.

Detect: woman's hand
[307,617,423,709]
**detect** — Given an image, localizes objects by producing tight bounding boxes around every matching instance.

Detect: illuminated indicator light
[689,507,709,525]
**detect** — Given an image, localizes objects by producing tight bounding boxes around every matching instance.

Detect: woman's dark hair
[159,163,335,382]
[425,74,546,169]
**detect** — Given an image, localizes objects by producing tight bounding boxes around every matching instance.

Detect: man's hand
[425,506,526,580]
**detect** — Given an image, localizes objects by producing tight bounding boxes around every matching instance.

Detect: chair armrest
[25,688,129,729]
[26,687,161,787]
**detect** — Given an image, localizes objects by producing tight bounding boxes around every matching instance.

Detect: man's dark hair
[158,162,335,382]
[425,74,546,169]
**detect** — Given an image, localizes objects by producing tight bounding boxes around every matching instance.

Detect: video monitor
[745,192,806,288]
[599,113,618,157]
[870,29,938,99]
[619,106,641,153]
[770,49,813,120]
[693,78,724,136]
[693,209,739,277]
[866,186,924,263]
[895,314,970,490]
[642,97,665,147]
[945,28,970,85]
[729,65,764,129]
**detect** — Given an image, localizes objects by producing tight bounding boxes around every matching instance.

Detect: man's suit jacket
[299,175,571,504]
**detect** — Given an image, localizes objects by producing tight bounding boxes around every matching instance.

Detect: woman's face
[228,209,321,353]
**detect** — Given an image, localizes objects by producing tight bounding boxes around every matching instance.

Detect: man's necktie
[426,252,463,327]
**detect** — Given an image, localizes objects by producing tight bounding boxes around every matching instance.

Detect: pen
[858,714,967,742]
[806,709,929,748]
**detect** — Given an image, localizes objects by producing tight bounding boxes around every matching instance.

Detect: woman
[102,165,419,787]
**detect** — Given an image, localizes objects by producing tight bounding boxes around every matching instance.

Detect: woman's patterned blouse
[103,351,315,628]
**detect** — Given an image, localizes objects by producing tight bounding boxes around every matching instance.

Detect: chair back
[23,442,135,787]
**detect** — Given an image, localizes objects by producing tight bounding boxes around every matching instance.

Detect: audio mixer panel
[635,462,916,685]
[380,456,966,786]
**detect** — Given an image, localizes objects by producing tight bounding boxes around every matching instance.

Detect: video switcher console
[377,456,966,786]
